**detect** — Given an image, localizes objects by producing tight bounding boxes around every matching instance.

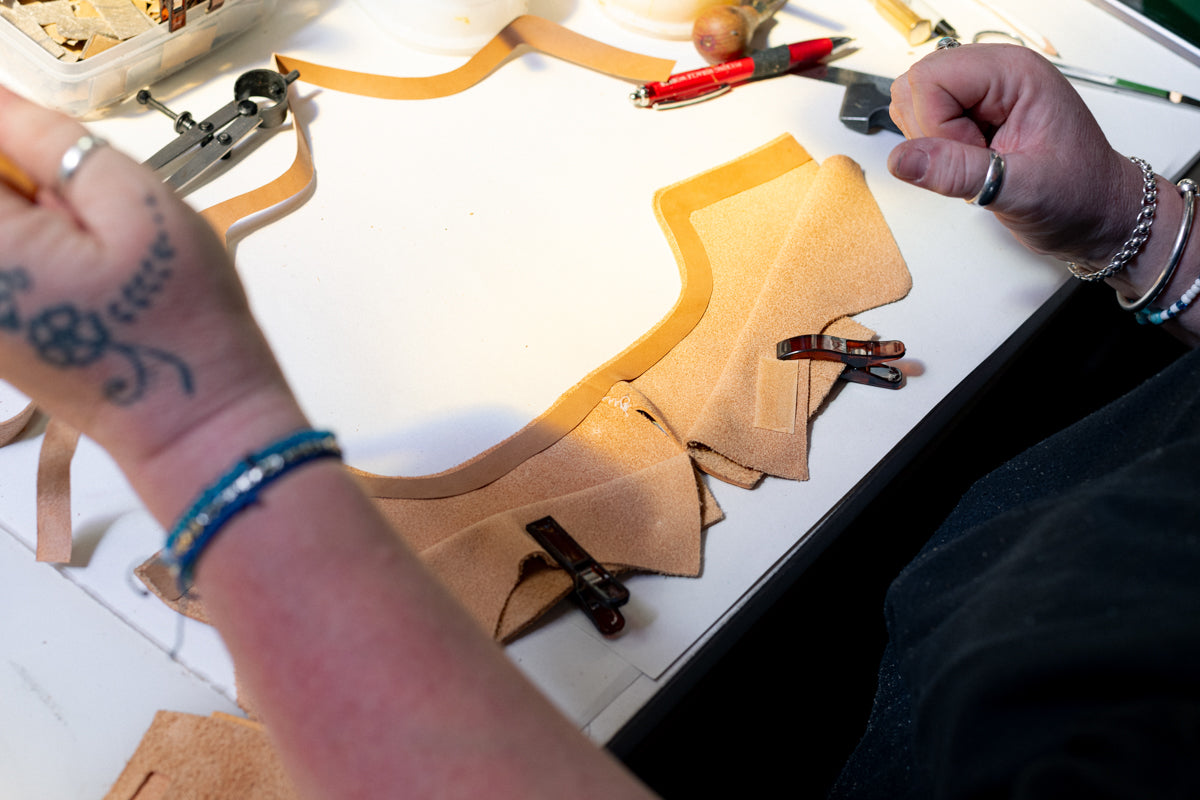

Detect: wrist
[161,427,342,592]
[121,384,312,530]
[1067,156,1159,274]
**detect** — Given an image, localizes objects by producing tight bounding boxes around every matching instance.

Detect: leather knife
[793,64,902,135]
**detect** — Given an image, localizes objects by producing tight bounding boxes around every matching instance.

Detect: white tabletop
[3,0,1200,796]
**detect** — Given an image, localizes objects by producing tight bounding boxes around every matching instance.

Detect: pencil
[973,0,1059,57]
[0,151,37,201]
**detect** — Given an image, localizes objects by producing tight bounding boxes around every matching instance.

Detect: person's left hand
[0,87,306,516]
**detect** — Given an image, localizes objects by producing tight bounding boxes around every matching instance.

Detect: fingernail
[888,146,929,183]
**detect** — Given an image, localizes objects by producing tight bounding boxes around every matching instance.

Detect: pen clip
[525,516,630,636]
[652,84,732,110]
[776,335,907,389]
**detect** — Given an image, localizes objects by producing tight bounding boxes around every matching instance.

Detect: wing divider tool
[138,68,300,193]
[776,335,906,389]
[525,516,630,636]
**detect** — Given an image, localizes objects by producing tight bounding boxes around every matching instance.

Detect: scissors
[139,68,300,192]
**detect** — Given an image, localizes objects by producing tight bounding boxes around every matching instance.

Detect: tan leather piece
[347,136,811,502]
[200,117,315,249]
[631,144,820,442]
[630,148,901,488]
[132,134,907,643]
[360,141,908,638]
[135,556,211,625]
[102,711,297,800]
[35,417,78,563]
[134,381,715,642]
[686,314,873,487]
[754,356,800,434]
[372,381,711,640]
[685,156,911,483]
[424,452,704,640]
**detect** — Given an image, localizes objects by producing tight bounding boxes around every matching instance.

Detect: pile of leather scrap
[0,0,161,61]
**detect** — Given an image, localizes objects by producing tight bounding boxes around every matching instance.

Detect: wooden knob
[692,1,786,64]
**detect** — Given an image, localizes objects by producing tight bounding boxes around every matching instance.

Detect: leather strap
[273,15,673,100]
[35,417,79,563]
[199,116,314,248]
[0,401,35,447]
[21,16,675,561]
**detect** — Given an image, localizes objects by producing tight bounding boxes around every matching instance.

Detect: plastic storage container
[0,0,276,117]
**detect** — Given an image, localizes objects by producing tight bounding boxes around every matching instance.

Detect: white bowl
[594,0,733,39]
[351,0,529,54]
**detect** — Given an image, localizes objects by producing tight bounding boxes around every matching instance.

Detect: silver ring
[57,134,107,189]
[936,36,961,50]
[969,149,1006,207]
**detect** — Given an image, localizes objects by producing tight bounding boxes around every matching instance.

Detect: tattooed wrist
[0,193,194,405]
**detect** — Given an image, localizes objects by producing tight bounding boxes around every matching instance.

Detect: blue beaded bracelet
[160,428,342,593]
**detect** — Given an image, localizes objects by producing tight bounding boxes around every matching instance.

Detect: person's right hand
[887,43,1149,270]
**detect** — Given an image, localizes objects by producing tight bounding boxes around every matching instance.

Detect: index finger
[0,86,159,237]
[0,86,91,193]
[897,49,994,147]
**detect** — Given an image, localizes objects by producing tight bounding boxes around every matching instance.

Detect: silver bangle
[1117,178,1196,312]
[1068,156,1157,282]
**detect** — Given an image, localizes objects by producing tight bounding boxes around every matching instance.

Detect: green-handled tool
[1057,63,1200,108]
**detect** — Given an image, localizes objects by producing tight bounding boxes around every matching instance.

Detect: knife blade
[793,63,902,134]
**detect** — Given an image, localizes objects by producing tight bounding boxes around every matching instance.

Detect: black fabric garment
[832,343,1200,799]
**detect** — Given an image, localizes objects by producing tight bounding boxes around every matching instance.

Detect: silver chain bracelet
[1068,156,1158,282]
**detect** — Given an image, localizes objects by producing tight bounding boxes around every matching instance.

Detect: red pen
[631,36,852,109]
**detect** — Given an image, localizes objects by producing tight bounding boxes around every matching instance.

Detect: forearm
[132,411,655,799]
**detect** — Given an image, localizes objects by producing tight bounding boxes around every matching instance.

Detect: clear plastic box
[0,0,276,117]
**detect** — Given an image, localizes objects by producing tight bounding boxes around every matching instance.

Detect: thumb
[888,138,999,204]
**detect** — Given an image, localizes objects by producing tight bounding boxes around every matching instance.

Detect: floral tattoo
[0,194,193,405]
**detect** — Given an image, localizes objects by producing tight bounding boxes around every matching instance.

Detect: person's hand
[0,87,306,518]
[887,43,1145,268]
